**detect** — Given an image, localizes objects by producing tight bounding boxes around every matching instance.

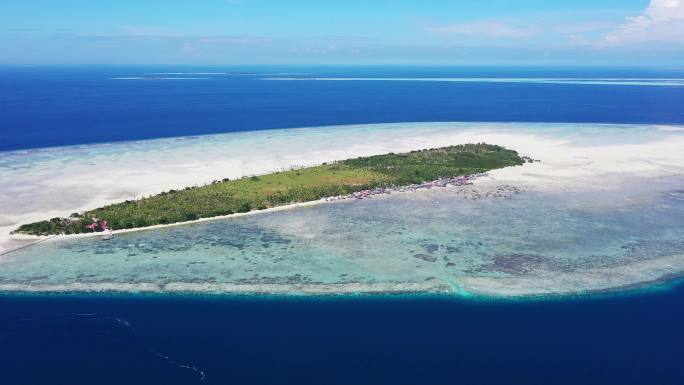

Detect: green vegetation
[15,143,523,235]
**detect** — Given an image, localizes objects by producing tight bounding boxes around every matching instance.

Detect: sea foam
[261,77,684,86]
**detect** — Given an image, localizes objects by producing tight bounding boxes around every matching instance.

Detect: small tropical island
[15,143,524,236]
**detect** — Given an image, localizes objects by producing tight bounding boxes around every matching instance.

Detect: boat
[102,228,113,241]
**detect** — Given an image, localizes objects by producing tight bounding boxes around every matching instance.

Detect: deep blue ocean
[1,66,684,384]
[2,66,684,151]
[2,288,684,385]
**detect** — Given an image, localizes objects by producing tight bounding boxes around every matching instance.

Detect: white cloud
[425,21,531,39]
[602,0,684,45]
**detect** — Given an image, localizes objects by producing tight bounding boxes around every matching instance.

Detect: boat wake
[0,313,207,382]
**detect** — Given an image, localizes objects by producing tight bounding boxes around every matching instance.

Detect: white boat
[102,228,113,241]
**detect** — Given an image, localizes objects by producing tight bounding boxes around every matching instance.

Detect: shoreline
[5,172,507,252]
[3,200,340,257]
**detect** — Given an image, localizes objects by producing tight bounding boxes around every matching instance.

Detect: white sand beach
[2,122,684,256]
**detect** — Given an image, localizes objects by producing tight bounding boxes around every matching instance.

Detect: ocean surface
[2,66,684,384]
[2,290,684,385]
[2,66,684,151]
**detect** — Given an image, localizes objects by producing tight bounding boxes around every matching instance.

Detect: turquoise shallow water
[3,178,683,296]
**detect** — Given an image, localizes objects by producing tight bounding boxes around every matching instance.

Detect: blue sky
[1,0,683,65]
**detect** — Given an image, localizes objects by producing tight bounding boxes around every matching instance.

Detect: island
[3,122,684,298]
[15,143,524,235]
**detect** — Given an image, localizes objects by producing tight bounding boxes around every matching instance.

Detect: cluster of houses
[324,173,489,202]
[452,184,523,200]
